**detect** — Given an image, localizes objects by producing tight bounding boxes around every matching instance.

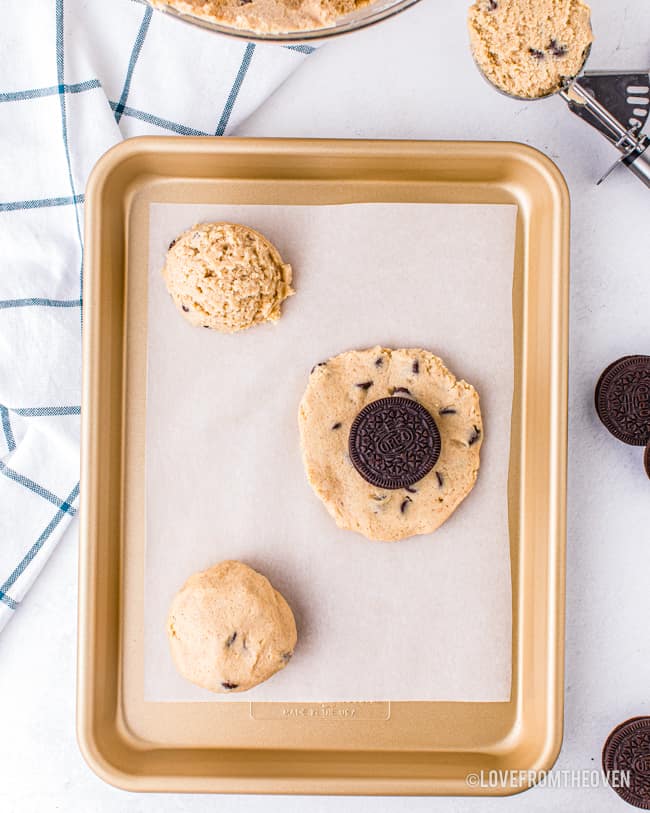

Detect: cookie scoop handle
[624,141,650,188]
[562,74,650,189]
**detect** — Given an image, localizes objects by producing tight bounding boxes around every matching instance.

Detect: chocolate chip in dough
[548,39,567,57]
[400,497,412,514]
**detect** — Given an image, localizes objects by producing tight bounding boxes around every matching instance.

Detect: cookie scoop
[468,1,650,188]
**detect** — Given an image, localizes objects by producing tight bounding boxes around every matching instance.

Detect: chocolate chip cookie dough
[468,0,593,99]
[162,222,293,333]
[167,560,297,693]
[153,0,372,34]
[298,347,483,542]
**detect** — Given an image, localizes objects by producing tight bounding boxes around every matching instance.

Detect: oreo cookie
[595,356,650,446]
[645,442,650,481]
[602,716,650,809]
[348,397,441,490]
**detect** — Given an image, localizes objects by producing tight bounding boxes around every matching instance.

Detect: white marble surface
[2,1,649,810]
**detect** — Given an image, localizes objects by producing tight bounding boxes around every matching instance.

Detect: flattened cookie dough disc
[468,0,593,99]
[167,560,297,693]
[298,347,483,542]
[162,222,294,333]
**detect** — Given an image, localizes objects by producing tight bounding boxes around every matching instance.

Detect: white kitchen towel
[0,0,312,631]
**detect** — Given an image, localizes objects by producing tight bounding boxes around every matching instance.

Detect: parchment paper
[145,202,516,703]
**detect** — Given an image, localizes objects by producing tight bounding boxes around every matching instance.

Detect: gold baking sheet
[78,138,569,795]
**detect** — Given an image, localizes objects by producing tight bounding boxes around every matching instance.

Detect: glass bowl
[141,0,422,43]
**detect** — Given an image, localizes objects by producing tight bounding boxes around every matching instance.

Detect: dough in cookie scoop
[468,0,592,99]
[167,560,297,693]
[162,222,294,333]
[298,347,483,542]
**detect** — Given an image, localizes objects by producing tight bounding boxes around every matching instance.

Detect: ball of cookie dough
[298,347,483,542]
[162,222,294,333]
[167,560,297,693]
[468,0,592,99]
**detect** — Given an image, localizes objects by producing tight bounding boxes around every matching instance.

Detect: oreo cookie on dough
[298,347,483,542]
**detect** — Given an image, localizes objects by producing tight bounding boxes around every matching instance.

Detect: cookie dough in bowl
[167,560,297,693]
[298,347,483,542]
[162,222,294,333]
[468,0,593,99]
[152,0,376,34]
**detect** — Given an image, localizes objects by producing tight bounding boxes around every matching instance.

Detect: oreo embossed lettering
[348,397,441,489]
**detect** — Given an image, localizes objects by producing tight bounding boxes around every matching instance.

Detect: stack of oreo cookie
[596,358,650,808]
[595,355,650,479]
